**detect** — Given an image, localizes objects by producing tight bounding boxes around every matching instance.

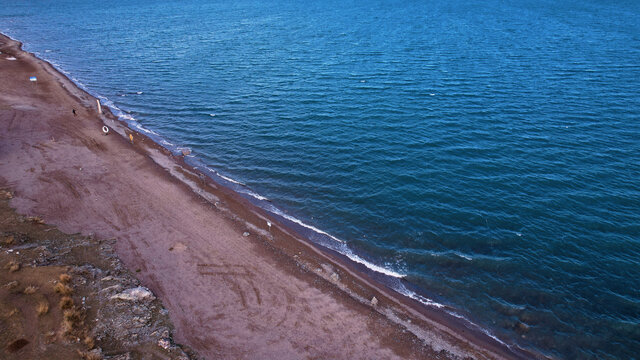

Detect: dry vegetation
[2,235,14,245]
[53,282,73,296]
[26,216,44,224]
[59,296,73,310]
[59,273,71,284]
[5,261,20,273]
[36,300,49,316]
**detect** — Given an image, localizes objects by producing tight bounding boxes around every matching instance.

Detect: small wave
[209,113,216,117]
[455,252,473,260]
[446,310,466,319]
[444,310,510,347]
[247,202,406,279]
[136,91,143,95]
[263,207,406,278]
[245,191,269,201]
[480,327,509,347]
[398,285,445,307]
[237,189,269,201]
[127,121,162,136]
[215,172,246,186]
[342,249,406,278]
[271,208,345,244]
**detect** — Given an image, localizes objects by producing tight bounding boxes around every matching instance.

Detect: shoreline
[0,33,541,359]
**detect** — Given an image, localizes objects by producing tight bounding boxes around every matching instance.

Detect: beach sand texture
[0,34,533,359]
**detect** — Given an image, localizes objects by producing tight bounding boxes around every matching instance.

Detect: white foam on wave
[237,189,269,201]
[120,113,136,121]
[444,310,510,347]
[343,248,406,278]
[397,284,445,307]
[263,206,408,278]
[128,122,175,146]
[215,172,246,186]
[209,113,216,117]
[200,166,268,201]
[136,91,143,95]
[446,310,466,319]
[455,252,473,260]
[271,208,345,244]
[480,326,509,346]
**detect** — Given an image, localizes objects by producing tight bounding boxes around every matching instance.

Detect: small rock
[371,296,379,306]
[158,338,171,350]
[2,280,19,289]
[111,353,133,360]
[181,148,191,156]
[111,287,155,302]
[330,273,340,283]
[321,263,334,273]
[242,232,250,237]
[84,349,102,359]
[99,284,123,294]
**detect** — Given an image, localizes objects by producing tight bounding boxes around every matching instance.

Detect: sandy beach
[0,33,537,359]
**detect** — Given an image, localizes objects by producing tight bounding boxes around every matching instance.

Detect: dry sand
[0,34,537,359]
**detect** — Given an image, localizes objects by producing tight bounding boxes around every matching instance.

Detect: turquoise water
[2,0,640,357]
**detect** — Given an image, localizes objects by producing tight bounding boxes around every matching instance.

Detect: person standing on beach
[72,109,77,117]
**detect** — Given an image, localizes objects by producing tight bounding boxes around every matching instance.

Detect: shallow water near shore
[2,0,640,357]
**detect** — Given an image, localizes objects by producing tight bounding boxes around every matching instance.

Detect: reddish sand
[0,34,537,359]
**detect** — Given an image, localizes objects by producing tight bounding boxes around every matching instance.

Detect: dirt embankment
[0,189,198,360]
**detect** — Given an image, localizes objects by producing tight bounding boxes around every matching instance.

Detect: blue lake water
[2,0,639,357]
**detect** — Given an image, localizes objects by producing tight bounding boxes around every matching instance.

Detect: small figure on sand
[72,108,77,117]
